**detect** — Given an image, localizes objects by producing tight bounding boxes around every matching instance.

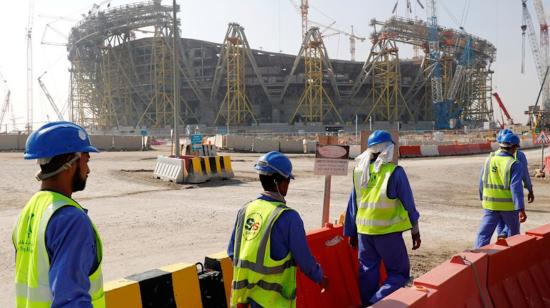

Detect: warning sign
[314,145,350,176]
[534,131,550,145]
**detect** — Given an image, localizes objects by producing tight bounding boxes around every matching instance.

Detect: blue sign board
[191,134,203,150]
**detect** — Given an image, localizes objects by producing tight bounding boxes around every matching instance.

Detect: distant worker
[494,129,534,239]
[475,132,526,248]
[13,121,104,307]
[228,151,328,307]
[344,130,421,305]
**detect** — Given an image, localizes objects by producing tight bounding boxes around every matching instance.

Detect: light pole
[172,0,180,157]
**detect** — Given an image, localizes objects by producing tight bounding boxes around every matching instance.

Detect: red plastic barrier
[296,224,387,308]
[453,144,471,155]
[482,234,546,307]
[436,145,457,156]
[399,146,422,158]
[467,144,481,154]
[545,156,550,174]
[373,287,429,307]
[479,142,492,152]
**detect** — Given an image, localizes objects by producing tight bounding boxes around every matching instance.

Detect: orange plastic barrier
[296,224,362,308]
[468,143,482,154]
[376,223,550,307]
[453,144,470,155]
[545,155,550,174]
[479,142,492,152]
[399,146,422,158]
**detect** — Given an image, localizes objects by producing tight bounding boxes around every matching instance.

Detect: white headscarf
[355,141,394,188]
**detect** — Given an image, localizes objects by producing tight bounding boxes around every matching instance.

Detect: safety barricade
[296,223,363,308]
[452,144,470,155]
[185,157,210,184]
[218,155,235,179]
[153,156,186,183]
[467,143,481,154]
[399,146,422,158]
[545,155,550,174]
[419,145,439,157]
[436,145,457,156]
[104,263,203,308]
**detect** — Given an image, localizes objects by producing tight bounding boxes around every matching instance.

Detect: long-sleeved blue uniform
[227,194,323,307]
[45,205,99,308]
[475,151,524,248]
[344,165,420,305]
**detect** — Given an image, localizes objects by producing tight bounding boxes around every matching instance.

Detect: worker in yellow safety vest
[13,121,104,308]
[227,151,329,307]
[344,130,421,305]
[475,132,527,248]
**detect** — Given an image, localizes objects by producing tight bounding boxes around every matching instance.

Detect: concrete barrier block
[90,135,114,150]
[252,138,279,152]
[225,135,253,151]
[113,136,143,151]
[0,134,21,150]
[18,134,29,150]
[280,139,303,153]
[307,141,317,153]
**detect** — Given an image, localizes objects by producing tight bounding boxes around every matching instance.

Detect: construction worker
[13,121,104,307]
[494,129,534,239]
[475,132,526,248]
[344,130,421,305]
[227,151,328,307]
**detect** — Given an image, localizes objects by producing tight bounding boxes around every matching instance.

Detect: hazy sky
[0,0,544,129]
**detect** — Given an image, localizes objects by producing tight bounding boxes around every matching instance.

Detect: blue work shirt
[227,195,323,284]
[516,150,533,191]
[479,150,525,210]
[45,205,99,308]
[344,165,420,238]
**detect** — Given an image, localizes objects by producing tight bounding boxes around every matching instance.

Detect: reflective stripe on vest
[482,152,516,211]
[354,163,412,235]
[13,191,105,308]
[231,199,297,307]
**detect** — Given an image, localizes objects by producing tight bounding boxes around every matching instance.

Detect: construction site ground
[1,147,549,306]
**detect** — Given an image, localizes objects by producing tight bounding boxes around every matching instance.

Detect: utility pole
[172,0,180,157]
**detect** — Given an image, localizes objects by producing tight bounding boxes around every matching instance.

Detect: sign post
[314,140,350,227]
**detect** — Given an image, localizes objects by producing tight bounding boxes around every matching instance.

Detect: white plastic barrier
[153,156,185,183]
[252,138,279,152]
[420,144,439,156]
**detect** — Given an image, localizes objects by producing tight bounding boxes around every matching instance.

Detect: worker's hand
[319,275,329,293]
[527,190,535,203]
[519,209,527,223]
[411,232,421,250]
[348,235,358,249]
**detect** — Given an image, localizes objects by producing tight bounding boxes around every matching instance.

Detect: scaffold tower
[213,23,257,126]
[290,27,343,123]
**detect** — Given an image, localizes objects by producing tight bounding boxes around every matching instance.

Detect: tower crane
[0,71,15,132]
[37,71,64,121]
[26,0,37,132]
[309,21,366,61]
[522,0,549,128]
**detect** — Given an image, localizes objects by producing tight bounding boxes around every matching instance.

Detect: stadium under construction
[67,0,497,131]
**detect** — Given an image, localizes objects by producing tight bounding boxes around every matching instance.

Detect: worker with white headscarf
[344,130,421,305]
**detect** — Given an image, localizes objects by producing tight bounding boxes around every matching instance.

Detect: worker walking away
[344,130,421,306]
[475,132,526,248]
[494,129,534,239]
[228,151,328,307]
[13,121,104,307]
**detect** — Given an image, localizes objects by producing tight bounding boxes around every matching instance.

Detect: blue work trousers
[475,209,519,249]
[358,232,410,305]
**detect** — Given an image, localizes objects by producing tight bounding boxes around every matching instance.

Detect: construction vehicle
[492,92,514,128]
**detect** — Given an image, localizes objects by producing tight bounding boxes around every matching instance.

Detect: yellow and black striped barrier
[104,263,202,308]
[184,156,234,184]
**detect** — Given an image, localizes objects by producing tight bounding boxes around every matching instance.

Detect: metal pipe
[172,0,180,157]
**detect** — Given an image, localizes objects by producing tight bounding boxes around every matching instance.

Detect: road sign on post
[314,141,350,227]
[191,134,203,151]
[534,131,550,144]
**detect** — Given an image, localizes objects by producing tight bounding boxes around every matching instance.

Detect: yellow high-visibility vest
[482,151,517,211]
[13,191,105,308]
[231,199,297,308]
[354,162,412,235]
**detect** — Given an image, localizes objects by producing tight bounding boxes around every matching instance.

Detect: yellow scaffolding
[214,24,257,126]
[291,28,342,123]
[358,37,412,122]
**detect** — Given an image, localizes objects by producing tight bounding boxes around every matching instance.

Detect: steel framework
[211,23,259,126]
[67,0,203,129]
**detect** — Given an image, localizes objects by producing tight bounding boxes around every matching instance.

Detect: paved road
[1,148,549,306]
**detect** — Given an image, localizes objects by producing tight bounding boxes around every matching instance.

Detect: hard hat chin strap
[35,153,81,181]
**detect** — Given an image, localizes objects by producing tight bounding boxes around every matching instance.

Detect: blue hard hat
[24,121,99,160]
[499,132,520,147]
[254,151,294,180]
[367,130,394,147]
[496,129,513,142]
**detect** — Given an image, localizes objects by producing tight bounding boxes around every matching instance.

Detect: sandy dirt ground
[1,147,549,306]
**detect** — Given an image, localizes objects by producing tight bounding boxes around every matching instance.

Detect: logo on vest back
[491,166,498,173]
[243,212,263,241]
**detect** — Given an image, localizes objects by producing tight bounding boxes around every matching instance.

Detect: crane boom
[38,74,64,121]
[523,0,546,83]
[533,0,549,68]
[426,0,443,102]
[492,92,514,125]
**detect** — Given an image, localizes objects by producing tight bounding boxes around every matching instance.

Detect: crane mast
[522,0,548,105]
